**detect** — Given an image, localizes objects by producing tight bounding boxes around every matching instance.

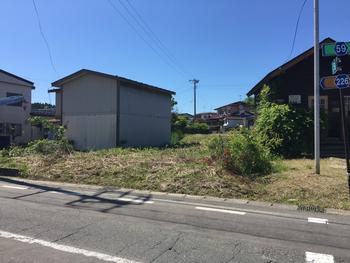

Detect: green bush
[29,116,65,140]
[254,86,319,157]
[170,130,185,145]
[185,122,210,134]
[4,139,73,157]
[208,130,272,177]
[171,115,189,132]
[26,139,73,155]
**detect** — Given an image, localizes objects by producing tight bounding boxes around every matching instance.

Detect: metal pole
[339,88,350,195]
[189,79,199,121]
[314,0,320,174]
[194,82,197,120]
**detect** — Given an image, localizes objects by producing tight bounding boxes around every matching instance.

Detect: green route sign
[322,42,350,57]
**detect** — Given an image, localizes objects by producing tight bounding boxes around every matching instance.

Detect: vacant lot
[1,134,349,210]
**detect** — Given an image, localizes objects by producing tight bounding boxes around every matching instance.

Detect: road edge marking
[305,251,334,263]
[195,206,246,215]
[308,217,329,224]
[0,230,141,263]
[1,185,29,190]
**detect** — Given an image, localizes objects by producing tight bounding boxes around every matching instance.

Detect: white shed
[50,69,175,150]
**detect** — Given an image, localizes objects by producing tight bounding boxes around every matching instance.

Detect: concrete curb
[1,176,349,216]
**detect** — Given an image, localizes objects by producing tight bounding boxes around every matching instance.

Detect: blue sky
[1,0,349,113]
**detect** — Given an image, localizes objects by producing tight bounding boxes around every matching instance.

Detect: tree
[171,96,178,112]
[31,102,55,110]
[254,85,314,157]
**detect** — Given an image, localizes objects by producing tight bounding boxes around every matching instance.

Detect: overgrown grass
[1,135,349,210]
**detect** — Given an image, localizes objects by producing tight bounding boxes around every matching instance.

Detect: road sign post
[322,41,350,196]
[338,88,350,194]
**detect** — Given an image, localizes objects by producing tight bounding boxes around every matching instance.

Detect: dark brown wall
[254,52,350,108]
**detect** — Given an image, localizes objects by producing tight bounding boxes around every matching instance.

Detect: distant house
[246,37,350,156]
[223,112,255,130]
[49,69,175,150]
[214,101,254,129]
[214,101,251,116]
[0,69,34,147]
[196,112,218,121]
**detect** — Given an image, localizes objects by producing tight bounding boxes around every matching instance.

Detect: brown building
[246,37,350,157]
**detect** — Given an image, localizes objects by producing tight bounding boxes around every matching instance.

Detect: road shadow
[0,177,153,213]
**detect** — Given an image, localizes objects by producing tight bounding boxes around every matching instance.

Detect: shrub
[172,115,189,132]
[26,139,73,155]
[208,130,272,177]
[170,130,184,145]
[29,116,65,140]
[185,122,210,134]
[254,85,318,157]
[3,139,73,157]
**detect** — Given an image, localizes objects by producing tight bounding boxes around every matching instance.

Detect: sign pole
[339,88,350,195]
[314,0,320,174]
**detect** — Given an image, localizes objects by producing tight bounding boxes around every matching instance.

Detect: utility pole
[314,0,320,174]
[189,79,199,120]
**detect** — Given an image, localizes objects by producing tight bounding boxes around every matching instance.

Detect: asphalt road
[0,177,349,263]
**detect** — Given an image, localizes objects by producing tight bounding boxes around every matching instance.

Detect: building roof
[246,37,336,97]
[0,69,35,89]
[214,101,247,110]
[50,69,175,95]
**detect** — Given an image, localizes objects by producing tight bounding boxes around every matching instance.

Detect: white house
[222,113,255,130]
[49,69,175,150]
[0,69,34,147]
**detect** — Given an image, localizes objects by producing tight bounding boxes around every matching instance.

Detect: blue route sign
[335,42,349,56]
[335,74,350,89]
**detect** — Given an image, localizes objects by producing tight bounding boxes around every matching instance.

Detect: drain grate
[297,204,325,213]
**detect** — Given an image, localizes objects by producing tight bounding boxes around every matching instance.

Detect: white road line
[305,251,334,263]
[195,206,246,215]
[308,217,329,224]
[49,191,62,194]
[0,185,28,190]
[113,197,154,204]
[0,230,142,263]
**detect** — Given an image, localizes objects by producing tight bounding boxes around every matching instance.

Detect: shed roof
[0,69,35,89]
[246,37,336,97]
[50,69,175,95]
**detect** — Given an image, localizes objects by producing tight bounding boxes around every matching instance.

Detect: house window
[288,95,301,104]
[308,96,328,110]
[6,92,23,107]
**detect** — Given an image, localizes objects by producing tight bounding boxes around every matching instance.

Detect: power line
[107,0,190,78]
[123,0,192,78]
[32,0,58,104]
[288,0,308,60]
[32,0,59,77]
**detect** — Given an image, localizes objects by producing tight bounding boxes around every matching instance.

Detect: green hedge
[208,129,273,177]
